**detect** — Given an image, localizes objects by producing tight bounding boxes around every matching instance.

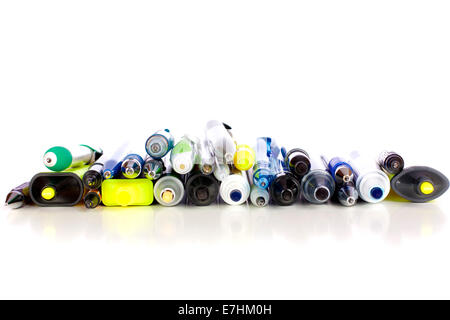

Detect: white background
[0,1,449,299]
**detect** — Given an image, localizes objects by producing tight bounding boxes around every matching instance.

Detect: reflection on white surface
[4,200,446,245]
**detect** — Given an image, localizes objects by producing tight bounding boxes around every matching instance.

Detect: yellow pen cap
[233,144,256,171]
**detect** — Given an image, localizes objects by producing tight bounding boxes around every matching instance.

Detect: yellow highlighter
[233,144,256,171]
[102,179,153,207]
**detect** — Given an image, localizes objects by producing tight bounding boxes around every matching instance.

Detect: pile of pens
[5,120,449,210]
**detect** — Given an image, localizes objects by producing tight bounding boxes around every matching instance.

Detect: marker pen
[336,181,359,207]
[153,164,185,207]
[250,184,269,207]
[300,156,335,204]
[43,145,102,172]
[270,151,301,206]
[252,137,279,189]
[321,156,354,185]
[234,144,256,171]
[391,166,449,203]
[246,170,269,207]
[84,189,102,209]
[170,135,197,175]
[219,168,250,206]
[29,166,89,206]
[284,148,311,179]
[102,142,131,180]
[5,182,31,209]
[145,129,174,159]
[197,138,216,175]
[349,151,390,203]
[102,179,153,206]
[205,120,236,164]
[143,155,165,180]
[121,154,144,179]
[185,167,220,206]
[83,162,104,190]
[377,151,404,176]
[213,161,231,182]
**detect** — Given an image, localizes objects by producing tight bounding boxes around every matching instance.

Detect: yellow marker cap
[233,144,256,171]
[162,190,174,203]
[41,186,56,200]
[420,181,434,195]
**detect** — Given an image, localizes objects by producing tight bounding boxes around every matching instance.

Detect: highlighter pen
[197,138,216,175]
[145,129,175,159]
[219,168,250,206]
[300,156,335,204]
[321,156,354,185]
[336,181,359,207]
[205,120,236,164]
[5,182,31,209]
[43,145,102,172]
[29,166,89,207]
[252,137,280,189]
[284,148,311,179]
[170,135,198,175]
[84,189,102,209]
[121,154,145,179]
[348,151,390,203]
[269,149,301,206]
[185,166,220,206]
[102,142,131,180]
[377,151,404,176]
[102,179,153,207]
[391,166,449,202]
[143,155,165,180]
[153,163,185,207]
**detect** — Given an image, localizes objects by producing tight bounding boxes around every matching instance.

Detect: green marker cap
[43,146,73,172]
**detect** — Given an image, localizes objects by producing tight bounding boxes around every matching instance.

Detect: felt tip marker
[170,135,197,175]
[321,156,354,185]
[219,168,250,206]
[186,167,220,206]
[197,138,216,175]
[43,145,102,172]
[377,151,404,176]
[391,166,449,203]
[102,142,131,180]
[101,179,153,207]
[284,148,311,179]
[83,162,104,190]
[213,162,231,182]
[153,163,185,207]
[300,156,335,204]
[84,189,102,209]
[5,182,31,209]
[143,156,165,180]
[145,129,174,159]
[205,120,236,164]
[121,154,145,179]
[270,152,301,206]
[252,137,280,189]
[349,151,390,203]
[250,184,269,207]
[337,181,359,207]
